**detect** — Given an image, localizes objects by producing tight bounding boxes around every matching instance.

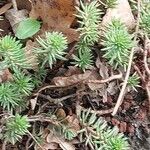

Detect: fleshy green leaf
[15,18,41,39]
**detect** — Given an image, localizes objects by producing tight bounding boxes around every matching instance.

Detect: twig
[144,37,150,75]
[143,35,150,110]
[12,0,18,11]
[27,131,45,150]
[38,93,76,104]
[25,136,32,150]
[2,140,6,150]
[84,73,122,84]
[112,0,141,116]
[77,105,113,116]
[133,64,145,83]
[146,84,150,108]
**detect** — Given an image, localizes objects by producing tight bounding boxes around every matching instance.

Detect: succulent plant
[102,19,134,69]
[35,31,68,68]
[4,114,30,144]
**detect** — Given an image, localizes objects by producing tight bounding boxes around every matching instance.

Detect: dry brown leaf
[96,56,109,79]
[66,115,80,131]
[0,69,12,83]
[101,0,135,30]
[30,97,37,110]
[107,81,118,95]
[58,138,75,150]
[29,0,79,43]
[46,132,75,150]
[24,40,38,70]
[5,8,28,33]
[56,108,66,119]
[87,70,103,91]
[64,66,82,77]
[52,70,92,87]
[0,3,12,15]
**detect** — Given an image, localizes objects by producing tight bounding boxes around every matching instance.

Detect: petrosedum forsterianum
[73,42,93,71]
[73,0,101,70]
[0,35,30,69]
[78,109,130,150]
[140,5,150,35]
[3,114,30,145]
[0,82,21,111]
[0,68,34,111]
[102,19,134,70]
[13,70,34,96]
[35,31,68,68]
[75,0,101,45]
[127,72,140,92]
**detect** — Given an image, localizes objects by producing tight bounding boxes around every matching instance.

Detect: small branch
[112,0,141,116]
[28,115,60,125]
[143,36,150,111]
[27,131,45,150]
[133,64,145,83]
[144,37,150,75]
[77,105,113,116]
[38,93,76,104]
[84,73,122,84]
[146,84,150,109]
[12,0,18,11]
[2,140,6,150]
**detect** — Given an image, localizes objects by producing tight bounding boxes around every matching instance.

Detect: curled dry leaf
[52,70,92,87]
[107,81,118,95]
[0,3,12,15]
[86,70,104,90]
[96,56,109,79]
[64,66,82,77]
[5,8,28,33]
[66,115,80,131]
[56,108,66,119]
[45,132,75,150]
[29,0,79,43]
[0,68,12,83]
[30,97,37,110]
[24,40,38,70]
[101,0,135,30]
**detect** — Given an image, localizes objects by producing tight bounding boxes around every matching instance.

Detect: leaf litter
[1,0,150,150]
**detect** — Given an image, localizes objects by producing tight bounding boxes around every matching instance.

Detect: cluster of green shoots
[0,35,34,144]
[78,109,129,150]
[104,0,118,8]
[0,0,144,148]
[140,0,150,35]
[73,0,101,71]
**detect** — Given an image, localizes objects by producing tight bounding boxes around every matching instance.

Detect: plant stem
[2,140,6,150]
[112,0,141,116]
[12,0,18,11]
[85,73,122,84]
[27,131,45,150]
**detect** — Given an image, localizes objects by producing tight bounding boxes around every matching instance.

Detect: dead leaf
[66,115,80,131]
[0,3,12,15]
[57,137,75,150]
[24,40,38,70]
[101,0,135,30]
[30,97,37,110]
[56,108,66,119]
[64,66,82,77]
[96,56,109,78]
[46,132,75,150]
[87,70,104,91]
[52,70,92,87]
[29,0,79,43]
[0,69,12,83]
[5,8,28,33]
[107,81,118,95]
